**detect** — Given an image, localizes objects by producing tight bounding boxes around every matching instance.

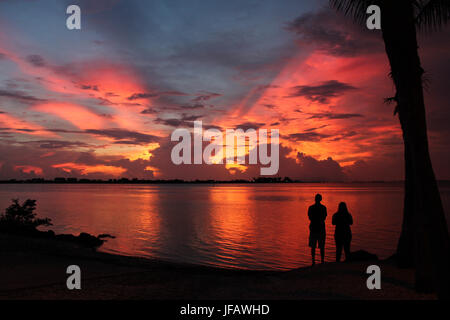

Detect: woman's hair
[338,202,349,214]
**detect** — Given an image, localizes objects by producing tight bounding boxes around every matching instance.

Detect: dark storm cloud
[0,127,37,134]
[140,108,157,115]
[278,116,298,124]
[46,128,78,134]
[128,91,188,101]
[159,91,189,96]
[26,54,46,67]
[146,142,349,182]
[99,113,114,119]
[234,122,266,131]
[84,129,160,145]
[15,128,36,133]
[329,131,358,141]
[289,80,357,104]
[203,124,223,131]
[304,124,328,132]
[181,114,203,121]
[0,89,47,103]
[192,92,222,102]
[35,140,90,149]
[287,7,383,57]
[128,93,159,101]
[79,84,99,91]
[154,118,187,127]
[294,152,346,181]
[45,128,160,145]
[287,132,330,142]
[307,112,364,120]
[156,103,206,112]
[154,114,203,128]
[0,141,159,180]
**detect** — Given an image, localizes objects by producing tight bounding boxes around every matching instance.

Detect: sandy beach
[0,233,436,300]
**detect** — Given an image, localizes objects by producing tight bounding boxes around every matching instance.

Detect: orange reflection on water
[0,183,432,270]
[208,186,255,268]
[207,185,312,269]
[14,185,163,258]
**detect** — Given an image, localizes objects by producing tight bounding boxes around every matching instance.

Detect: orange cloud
[145,166,162,178]
[96,142,160,161]
[219,50,396,168]
[0,43,156,133]
[0,112,55,137]
[68,63,156,131]
[33,102,110,130]
[14,165,43,175]
[52,162,126,176]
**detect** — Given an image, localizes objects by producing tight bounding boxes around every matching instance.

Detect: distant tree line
[0,177,302,184]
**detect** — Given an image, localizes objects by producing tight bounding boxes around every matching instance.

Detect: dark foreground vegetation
[0,199,114,249]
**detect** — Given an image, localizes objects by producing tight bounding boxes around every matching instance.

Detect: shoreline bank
[0,233,436,300]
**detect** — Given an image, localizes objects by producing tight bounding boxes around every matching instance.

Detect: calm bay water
[1,183,449,270]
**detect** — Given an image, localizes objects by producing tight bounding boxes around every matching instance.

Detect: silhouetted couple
[308,194,353,265]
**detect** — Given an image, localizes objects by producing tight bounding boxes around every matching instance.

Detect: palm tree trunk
[396,139,415,268]
[380,0,450,298]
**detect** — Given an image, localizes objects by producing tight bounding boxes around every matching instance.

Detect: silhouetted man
[308,194,327,265]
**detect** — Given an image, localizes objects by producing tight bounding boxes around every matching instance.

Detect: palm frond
[415,0,450,32]
[329,0,377,25]
[384,96,397,105]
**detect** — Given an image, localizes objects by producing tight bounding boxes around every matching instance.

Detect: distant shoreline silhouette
[0,177,293,184]
[0,178,424,185]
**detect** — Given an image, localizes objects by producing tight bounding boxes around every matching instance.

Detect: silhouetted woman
[332,202,353,262]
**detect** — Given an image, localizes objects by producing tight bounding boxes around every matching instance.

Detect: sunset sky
[0,0,449,181]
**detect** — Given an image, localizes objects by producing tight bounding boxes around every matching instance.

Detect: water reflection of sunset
[208,186,255,267]
[1,183,445,270]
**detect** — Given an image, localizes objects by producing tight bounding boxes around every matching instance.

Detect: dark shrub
[0,199,52,233]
